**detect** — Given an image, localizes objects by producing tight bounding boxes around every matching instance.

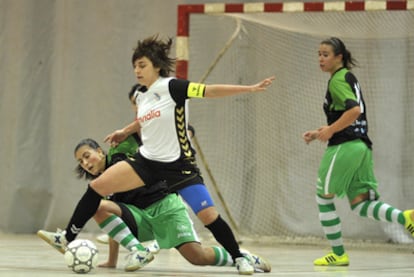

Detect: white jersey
[136,77,204,162]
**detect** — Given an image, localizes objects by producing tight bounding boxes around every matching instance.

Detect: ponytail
[321,37,357,69]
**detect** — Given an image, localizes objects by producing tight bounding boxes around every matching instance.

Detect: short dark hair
[132,34,176,77]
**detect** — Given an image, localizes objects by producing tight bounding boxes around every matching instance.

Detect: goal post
[176,1,414,245]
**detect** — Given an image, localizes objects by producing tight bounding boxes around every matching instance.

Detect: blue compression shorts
[178,184,215,214]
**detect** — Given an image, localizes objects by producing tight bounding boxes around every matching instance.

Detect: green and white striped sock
[99,214,146,251]
[351,200,404,225]
[316,194,345,256]
[212,246,234,266]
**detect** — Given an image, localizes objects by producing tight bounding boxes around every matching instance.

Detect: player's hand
[302,130,318,144]
[104,130,127,147]
[317,125,334,142]
[251,76,276,92]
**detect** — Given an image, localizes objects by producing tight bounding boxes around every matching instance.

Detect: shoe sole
[314,262,349,266]
[36,231,65,254]
[238,271,254,275]
[314,263,349,266]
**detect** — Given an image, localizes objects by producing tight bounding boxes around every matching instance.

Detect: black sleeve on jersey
[110,153,128,165]
[344,72,360,110]
[168,78,190,105]
[344,99,359,110]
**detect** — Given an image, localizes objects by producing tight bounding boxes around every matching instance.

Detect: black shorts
[125,152,204,192]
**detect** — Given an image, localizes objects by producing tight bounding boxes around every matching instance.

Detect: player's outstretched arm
[204,76,275,98]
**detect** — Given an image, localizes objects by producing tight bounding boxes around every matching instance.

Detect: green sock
[99,215,146,251]
[316,194,345,256]
[212,246,234,266]
[351,200,405,225]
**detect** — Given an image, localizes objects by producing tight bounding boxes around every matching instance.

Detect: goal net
[176,1,414,247]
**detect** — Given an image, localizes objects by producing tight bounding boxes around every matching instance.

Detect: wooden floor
[1,233,414,276]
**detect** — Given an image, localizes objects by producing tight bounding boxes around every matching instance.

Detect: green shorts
[120,193,199,249]
[317,139,379,201]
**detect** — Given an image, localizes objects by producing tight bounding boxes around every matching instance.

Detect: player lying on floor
[38,138,271,274]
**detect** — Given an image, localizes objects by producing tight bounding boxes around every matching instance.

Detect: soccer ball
[64,239,99,274]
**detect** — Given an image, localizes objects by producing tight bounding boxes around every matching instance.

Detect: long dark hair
[321,37,357,69]
[74,138,104,180]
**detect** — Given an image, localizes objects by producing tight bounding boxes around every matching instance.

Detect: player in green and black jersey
[303,37,414,267]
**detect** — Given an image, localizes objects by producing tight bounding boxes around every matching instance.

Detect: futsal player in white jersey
[42,34,274,275]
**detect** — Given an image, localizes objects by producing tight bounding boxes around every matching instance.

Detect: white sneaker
[96,234,109,244]
[246,252,271,273]
[240,248,271,273]
[37,228,68,254]
[235,256,254,275]
[124,248,154,272]
[143,240,160,254]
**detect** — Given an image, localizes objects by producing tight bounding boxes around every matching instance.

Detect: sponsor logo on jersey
[138,110,161,123]
[154,92,161,101]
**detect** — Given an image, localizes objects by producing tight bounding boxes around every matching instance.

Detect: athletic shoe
[235,256,254,275]
[247,252,271,272]
[403,210,414,237]
[144,240,160,254]
[313,252,349,266]
[96,233,109,244]
[124,248,154,272]
[37,228,68,254]
[240,248,271,273]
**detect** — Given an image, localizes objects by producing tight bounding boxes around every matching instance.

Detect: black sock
[64,185,102,242]
[205,215,242,260]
